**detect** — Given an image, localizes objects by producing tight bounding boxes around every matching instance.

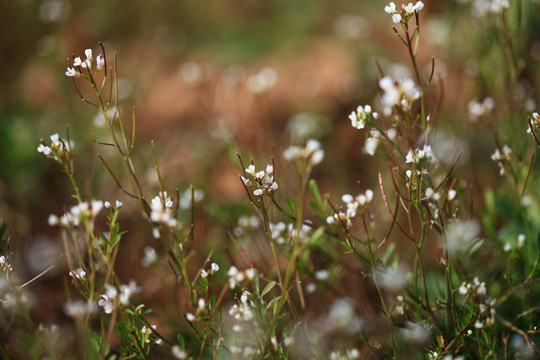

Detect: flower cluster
[186,298,208,322]
[468,97,494,121]
[229,291,254,333]
[364,128,397,156]
[141,246,158,267]
[150,191,178,237]
[241,164,278,197]
[327,190,374,229]
[229,345,258,358]
[98,281,141,314]
[405,145,437,165]
[227,266,257,289]
[379,76,421,116]
[69,267,87,281]
[201,262,220,278]
[104,200,123,210]
[65,48,105,78]
[329,348,360,360]
[0,255,12,273]
[282,139,325,166]
[179,188,204,210]
[490,145,512,175]
[384,1,425,24]
[37,133,74,162]
[269,222,312,244]
[246,67,277,94]
[349,105,378,130]
[48,200,104,227]
[472,0,510,17]
[459,277,497,329]
[233,215,260,237]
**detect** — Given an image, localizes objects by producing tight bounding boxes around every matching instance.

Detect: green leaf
[309,226,325,244]
[254,272,260,295]
[261,281,276,297]
[381,243,396,265]
[284,197,296,217]
[309,179,323,209]
[177,334,186,349]
[468,238,484,256]
[312,212,327,223]
[199,277,208,295]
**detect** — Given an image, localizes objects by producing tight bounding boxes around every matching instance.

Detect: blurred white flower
[445,219,480,254]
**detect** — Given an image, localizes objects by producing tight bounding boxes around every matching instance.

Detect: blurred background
[1,0,540,357]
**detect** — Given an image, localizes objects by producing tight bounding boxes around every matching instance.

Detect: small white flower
[518,234,526,249]
[474,321,484,329]
[69,267,87,280]
[84,48,93,62]
[385,2,397,13]
[73,57,82,67]
[186,313,195,322]
[48,214,59,226]
[171,345,187,359]
[211,263,219,273]
[254,189,263,196]
[314,269,329,281]
[245,165,256,176]
[392,14,402,23]
[503,243,512,252]
[201,269,209,278]
[96,54,105,70]
[98,295,115,314]
[65,67,79,77]
[141,247,158,267]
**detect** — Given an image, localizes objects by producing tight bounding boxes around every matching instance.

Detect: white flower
[141,247,157,267]
[245,165,256,176]
[171,346,187,359]
[73,57,82,67]
[69,267,87,280]
[211,263,219,273]
[84,49,93,62]
[414,1,424,11]
[518,234,526,249]
[201,269,209,278]
[65,67,79,77]
[64,300,96,318]
[254,189,263,196]
[385,2,397,13]
[379,76,420,115]
[283,139,324,165]
[314,269,329,281]
[186,312,195,321]
[392,13,402,23]
[445,220,480,254]
[47,214,59,226]
[96,54,105,70]
[37,144,54,158]
[247,67,277,94]
[119,280,141,306]
[98,295,115,314]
